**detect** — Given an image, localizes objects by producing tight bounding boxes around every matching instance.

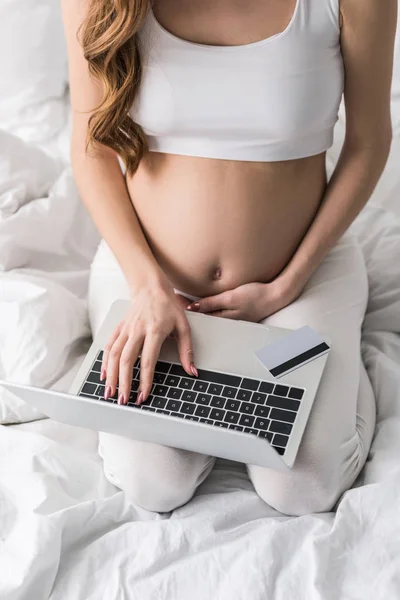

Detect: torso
[126,0,341,298]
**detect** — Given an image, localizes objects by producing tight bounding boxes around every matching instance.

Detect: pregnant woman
[61,0,396,515]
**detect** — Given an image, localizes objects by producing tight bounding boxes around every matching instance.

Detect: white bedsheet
[1,122,400,599]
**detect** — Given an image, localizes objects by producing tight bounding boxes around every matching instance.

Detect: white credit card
[254,325,330,379]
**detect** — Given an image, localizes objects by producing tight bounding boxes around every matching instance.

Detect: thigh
[88,239,132,339]
[89,240,217,491]
[260,232,370,446]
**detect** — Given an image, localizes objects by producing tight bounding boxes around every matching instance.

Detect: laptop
[0,298,330,471]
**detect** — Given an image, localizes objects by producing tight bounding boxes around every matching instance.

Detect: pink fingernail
[118,393,125,405]
[100,368,106,381]
[190,363,198,377]
[104,386,111,400]
[138,391,144,404]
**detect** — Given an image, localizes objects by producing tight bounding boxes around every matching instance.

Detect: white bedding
[0,126,400,599]
[1,2,400,596]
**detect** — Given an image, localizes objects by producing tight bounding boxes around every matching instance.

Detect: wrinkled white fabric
[1,118,400,597]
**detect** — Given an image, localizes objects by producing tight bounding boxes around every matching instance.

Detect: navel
[212,266,223,280]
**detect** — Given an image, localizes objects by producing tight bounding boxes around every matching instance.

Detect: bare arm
[61,0,167,293]
[275,0,397,293]
[61,0,197,405]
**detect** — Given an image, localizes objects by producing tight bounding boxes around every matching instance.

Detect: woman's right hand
[99,282,198,406]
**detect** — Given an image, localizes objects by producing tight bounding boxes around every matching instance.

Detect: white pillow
[0,0,68,145]
[0,131,99,424]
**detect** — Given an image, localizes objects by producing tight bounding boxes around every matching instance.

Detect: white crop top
[129,0,344,162]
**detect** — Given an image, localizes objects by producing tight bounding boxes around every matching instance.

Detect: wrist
[271,267,308,302]
[127,264,171,296]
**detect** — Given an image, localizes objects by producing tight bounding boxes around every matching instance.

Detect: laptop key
[244,428,259,436]
[240,401,255,415]
[129,390,139,402]
[169,387,183,400]
[170,412,185,418]
[154,361,170,373]
[229,425,244,432]
[153,372,166,384]
[258,431,273,442]
[254,417,270,431]
[166,399,182,412]
[153,384,168,396]
[152,396,167,409]
[193,380,209,393]
[214,422,229,428]
[182,391,197,402]
[208,384,223,396]
[185,416,200,422]
[87,371,101,384]
[274,384,289,397]
[131,380,140,392]
[239,414,255,427]
[269,421,293,435]
[82,382,97,395]
[225,399,240,412]
[252,392,267,404]
[288,387,305,400]
[270,408,296,423]
[224,411,240,424]
[170,364,241,387]
[92,360,102,372]
[254,405,270,418]
[196,393,212,405]
[272,434,289,447]
[97,350,104,361]
[209,408,226,421]
[195,405,211,418]
[240,378,259,391]
[222,386,237,398]
[181,402,196,415]
[179,378,194,390]
[236,389,252,401]
[259,382,274,394]
[266,395,300,412]
[210,396,226,409]
[165,375,180,387]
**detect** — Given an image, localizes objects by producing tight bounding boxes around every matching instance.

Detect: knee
[103,459,198,513]
[251,471,341,516]
[99,435,205,512]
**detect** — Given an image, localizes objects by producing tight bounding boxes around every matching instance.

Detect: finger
[175,316,197,377]
[138,332,165,404]
[101,321,123,381]
[187,291,234,314]
[104,331,128,399]
[118,334,144,405]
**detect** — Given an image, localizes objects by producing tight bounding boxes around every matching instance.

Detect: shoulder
[339,0,397,31]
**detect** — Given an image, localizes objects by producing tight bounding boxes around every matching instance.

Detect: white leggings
[88,232,376,516]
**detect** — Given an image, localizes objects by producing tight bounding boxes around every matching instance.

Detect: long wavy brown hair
[78,0,150,177]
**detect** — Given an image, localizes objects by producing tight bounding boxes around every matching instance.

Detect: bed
[1,2,400,599]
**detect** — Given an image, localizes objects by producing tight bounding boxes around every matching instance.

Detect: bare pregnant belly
[126,151,328,298]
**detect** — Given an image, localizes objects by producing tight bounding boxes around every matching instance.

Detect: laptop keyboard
[78,350,305,456]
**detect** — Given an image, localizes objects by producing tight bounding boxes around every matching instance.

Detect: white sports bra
[129,0,344,162]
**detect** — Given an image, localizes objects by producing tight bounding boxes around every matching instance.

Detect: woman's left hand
[187,279,303,323]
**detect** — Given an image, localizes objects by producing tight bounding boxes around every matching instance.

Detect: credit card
[255,325,330,379]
